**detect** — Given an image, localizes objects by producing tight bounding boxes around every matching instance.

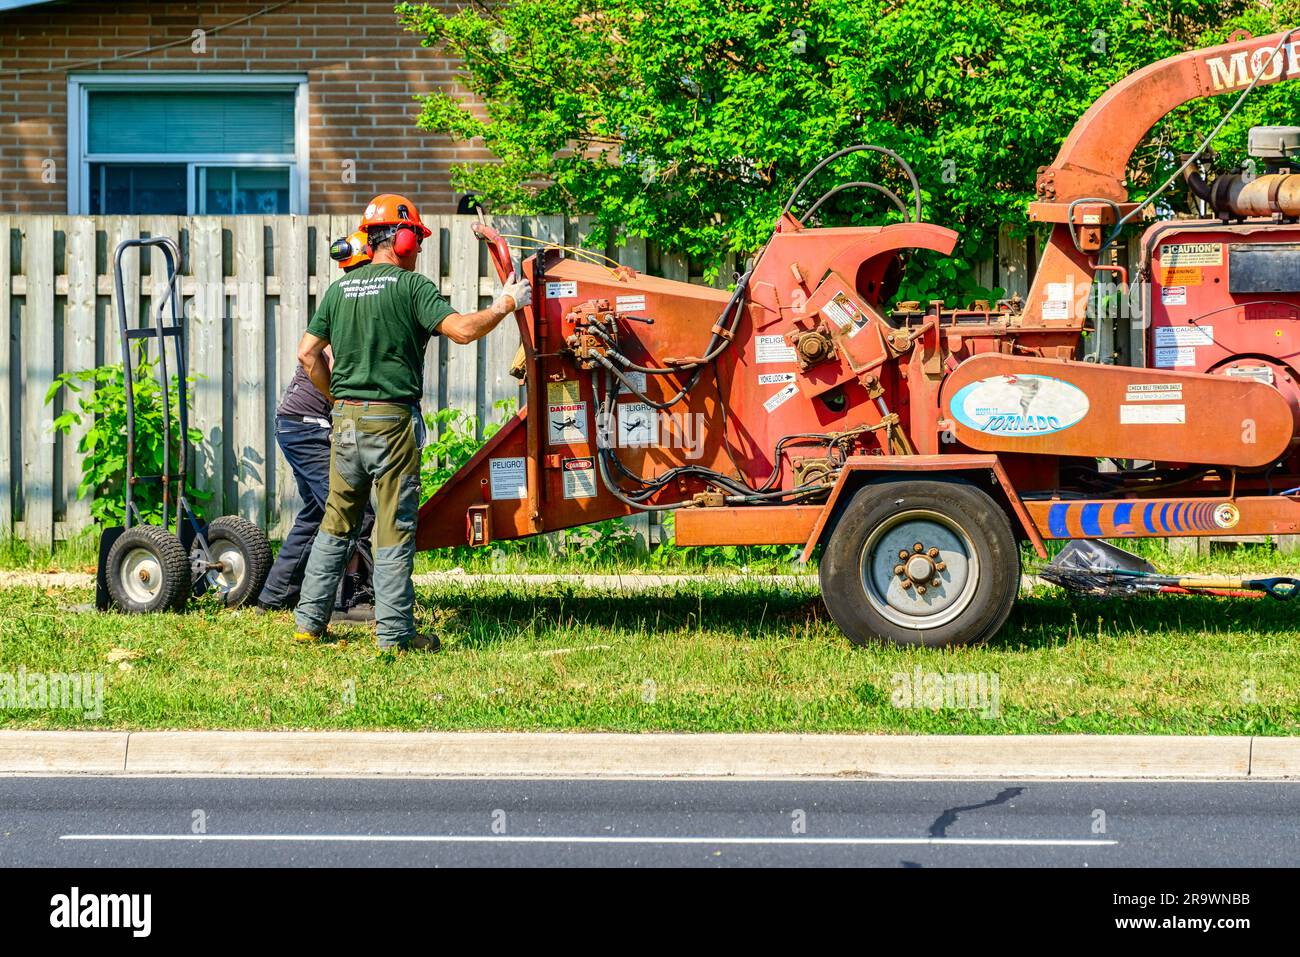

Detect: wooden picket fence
[0,214,730,546]
[4,214,1140,546]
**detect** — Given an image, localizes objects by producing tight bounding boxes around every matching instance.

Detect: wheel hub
[202,544,246,594]
[121,547,164,605]
[861,510,979,629]
[905,554,934,582]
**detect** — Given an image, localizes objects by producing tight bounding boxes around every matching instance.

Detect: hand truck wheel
[192,515,273,606]
[105,525,192,613]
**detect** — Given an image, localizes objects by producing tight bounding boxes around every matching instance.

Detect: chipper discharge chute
[419,28,1300,647]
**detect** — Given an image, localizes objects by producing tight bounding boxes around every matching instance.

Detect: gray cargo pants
[294,400,424,647]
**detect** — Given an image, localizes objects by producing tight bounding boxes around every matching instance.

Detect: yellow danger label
[547,380,580,404]
[1160,267,1202,286]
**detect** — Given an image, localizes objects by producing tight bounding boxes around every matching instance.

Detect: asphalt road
[1,776,1296,867]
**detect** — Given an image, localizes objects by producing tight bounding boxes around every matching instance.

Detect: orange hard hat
[360,193,432,239]
[329,230,372,270]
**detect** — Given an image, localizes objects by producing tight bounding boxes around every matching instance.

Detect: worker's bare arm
[439,269,532,345]
[439,299,515,346]
[297,332,332,401]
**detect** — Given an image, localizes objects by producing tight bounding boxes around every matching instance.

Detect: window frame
[67,72,310,215]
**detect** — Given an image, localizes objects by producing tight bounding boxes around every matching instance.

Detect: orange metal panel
[674,505,822,546]
[942,353,1294,468]
[797,454,1045,562]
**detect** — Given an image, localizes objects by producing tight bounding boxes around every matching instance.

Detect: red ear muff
[393,226,418,257]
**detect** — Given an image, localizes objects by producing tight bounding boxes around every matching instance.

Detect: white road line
[61,834,1116,847]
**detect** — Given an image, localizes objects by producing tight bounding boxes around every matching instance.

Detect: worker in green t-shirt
[293,194,530,650]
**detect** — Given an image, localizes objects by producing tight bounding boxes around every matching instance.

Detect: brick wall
[0,0,492,215]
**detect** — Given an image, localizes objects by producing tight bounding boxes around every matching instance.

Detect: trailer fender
[801,454,1047,562]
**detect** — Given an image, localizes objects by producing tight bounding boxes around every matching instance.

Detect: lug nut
[916,584,927,594]
[894,564,905,576]
[935,562,946,572]
[901,579,913,589]
[898,550,909,560]
[927,547,940,558]
[931,578,941,587]
[913,543,924,552]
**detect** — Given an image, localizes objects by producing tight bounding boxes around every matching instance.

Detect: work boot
[331,602,376,624]
[397,633,440,653]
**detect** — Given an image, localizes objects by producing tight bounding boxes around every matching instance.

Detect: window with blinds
[87,91,296,155]
[73,79,305,215]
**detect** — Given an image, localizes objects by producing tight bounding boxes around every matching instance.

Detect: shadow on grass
[993,589,1298,650]
[421,585,829,650]
[418,583,1300,652]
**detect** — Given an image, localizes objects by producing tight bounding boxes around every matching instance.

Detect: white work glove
[498,268,531,312]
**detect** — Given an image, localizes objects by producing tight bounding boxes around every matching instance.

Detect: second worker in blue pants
[292,194,531,650]
[257,231,375,614]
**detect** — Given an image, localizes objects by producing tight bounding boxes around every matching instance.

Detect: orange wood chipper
[418,28,1300,647]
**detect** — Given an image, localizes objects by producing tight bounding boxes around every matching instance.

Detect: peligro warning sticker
[756,334,797,364]
[562,457,597,499]
[619,402,658,446]
[758,372,796,386]
[489,457,528,500]
[547,400,588,445]
[1125,383,1182,402]
[1162,242,1222,267]
[763,383,799,413]
[546,280,577,299]
[1120,404,1185,425]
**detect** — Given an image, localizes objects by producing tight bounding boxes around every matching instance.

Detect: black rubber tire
[105,524,192,613]
[818,478,1019,648]
[196,516,273,607]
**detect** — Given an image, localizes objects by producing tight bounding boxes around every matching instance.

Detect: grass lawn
[1,576,1297,734]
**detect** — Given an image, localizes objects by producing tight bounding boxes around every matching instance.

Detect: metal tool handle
[1248,577,1300,600]
[112,236,184,533]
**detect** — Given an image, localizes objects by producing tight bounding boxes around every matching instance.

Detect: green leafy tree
[46,362,206,527]
[400,0,1300,301]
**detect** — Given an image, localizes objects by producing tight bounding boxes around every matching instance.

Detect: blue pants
[258,416,374,610]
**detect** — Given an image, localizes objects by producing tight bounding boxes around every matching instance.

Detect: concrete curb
[0,731,129,773]
[0,731,1291,779]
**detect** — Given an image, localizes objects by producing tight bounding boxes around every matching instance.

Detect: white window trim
[67,72,310,215]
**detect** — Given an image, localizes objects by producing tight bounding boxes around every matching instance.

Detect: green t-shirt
[306,263,456,403]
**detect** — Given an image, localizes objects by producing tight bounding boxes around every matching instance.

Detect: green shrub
[46,361,206,527]
[421,398,516,498]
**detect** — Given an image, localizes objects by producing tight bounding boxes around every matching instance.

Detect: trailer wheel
[106,525,192,614]
[819,478,1019,648]
[195,516,272,606]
